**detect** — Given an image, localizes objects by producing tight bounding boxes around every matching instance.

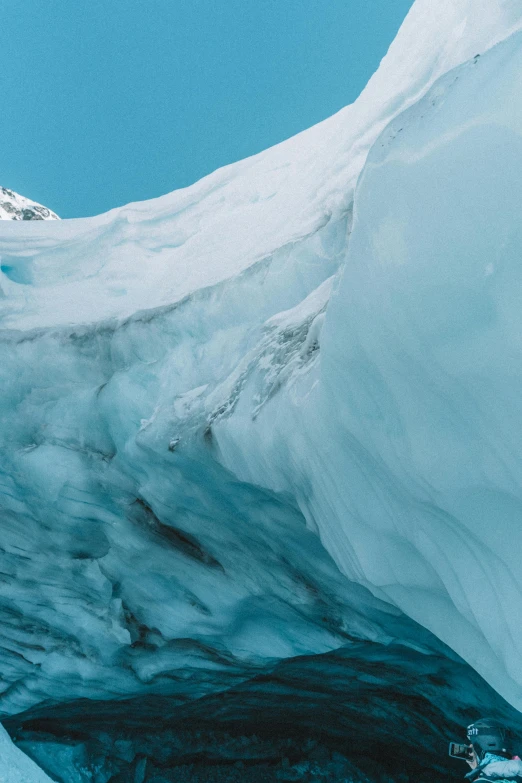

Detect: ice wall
[0,216,394,717]
[1,0,522,734]
[213,29,522,708]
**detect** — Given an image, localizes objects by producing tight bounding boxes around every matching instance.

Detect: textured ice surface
[1,0,522,758]
[0,724,53,782]
[0,207,428,716]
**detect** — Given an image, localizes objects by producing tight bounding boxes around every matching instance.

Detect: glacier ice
[0,724,53,782]
[3,0,522,332]
[3,0,522,780]
[213,30,522,710]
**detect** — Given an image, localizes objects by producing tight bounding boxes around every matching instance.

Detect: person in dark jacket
[464,718,522,781]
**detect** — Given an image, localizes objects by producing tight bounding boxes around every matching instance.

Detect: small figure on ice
[449,717,522,780]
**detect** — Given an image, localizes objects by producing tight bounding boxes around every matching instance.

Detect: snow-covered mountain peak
[0,186,59,221]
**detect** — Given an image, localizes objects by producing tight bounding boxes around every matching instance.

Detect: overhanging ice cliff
[2,0,522,779]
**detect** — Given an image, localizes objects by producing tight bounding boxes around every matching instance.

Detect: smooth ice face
[1,0,522,758]
[213,29,522,709]
[2,0,521,331]
[319,34,522,702]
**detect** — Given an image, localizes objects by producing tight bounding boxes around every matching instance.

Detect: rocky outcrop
[0,186,59,220]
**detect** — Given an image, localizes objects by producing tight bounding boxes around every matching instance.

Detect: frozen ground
[2,0,522,781]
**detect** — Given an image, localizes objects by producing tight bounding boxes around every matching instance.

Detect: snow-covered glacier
[3,0,522,780]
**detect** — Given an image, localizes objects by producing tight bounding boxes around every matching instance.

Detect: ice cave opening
[3,640,522,783]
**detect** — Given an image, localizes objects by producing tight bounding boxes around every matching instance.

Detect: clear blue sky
[1,1,414,218]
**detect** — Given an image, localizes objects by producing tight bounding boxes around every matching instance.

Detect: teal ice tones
[0,0,414,217]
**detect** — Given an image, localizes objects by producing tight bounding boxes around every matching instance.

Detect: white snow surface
[0,725,54,782]
[0,187,58,222]
[2,0,522,719]
[1,0,521,331]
